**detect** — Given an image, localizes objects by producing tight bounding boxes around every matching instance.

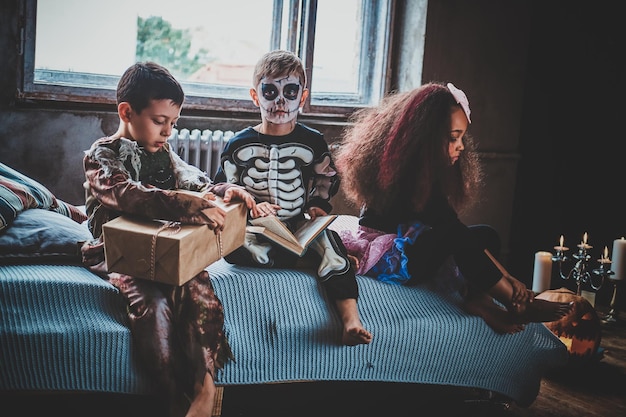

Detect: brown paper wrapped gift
[102,198,246,285]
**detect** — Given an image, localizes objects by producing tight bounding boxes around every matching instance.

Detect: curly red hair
[335,82,483,215]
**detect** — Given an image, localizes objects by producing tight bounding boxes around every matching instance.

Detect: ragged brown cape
[84,136,237,238]
[82,136,236,397]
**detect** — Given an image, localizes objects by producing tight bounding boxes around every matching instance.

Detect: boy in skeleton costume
[214,50,373,346]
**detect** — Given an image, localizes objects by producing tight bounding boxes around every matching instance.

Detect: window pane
[26,0,418,113]
[312,1,361,94]
[35,0,273,93]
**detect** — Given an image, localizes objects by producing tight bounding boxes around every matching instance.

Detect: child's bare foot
[185,373,216,417]
[512,298,573,324]
[343,325,373,346]
[335,298,372,345]
[464,297,525,334]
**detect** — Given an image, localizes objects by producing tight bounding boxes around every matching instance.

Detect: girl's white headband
[447,83,471,123]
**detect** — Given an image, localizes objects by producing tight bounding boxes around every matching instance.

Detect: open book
[247,215,338,256]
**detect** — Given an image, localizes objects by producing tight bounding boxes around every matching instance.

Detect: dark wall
[420,0,531,267]
[509,1,626,307]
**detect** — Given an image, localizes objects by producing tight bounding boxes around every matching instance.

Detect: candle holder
[601,278,622,324]
[552,238,611,296]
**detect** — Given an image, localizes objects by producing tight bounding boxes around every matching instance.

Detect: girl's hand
[507,274,534,307]
[307,206,327,220]
[250,201,281,219]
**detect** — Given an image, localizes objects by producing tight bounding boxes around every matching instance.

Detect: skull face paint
[256,75,302,124]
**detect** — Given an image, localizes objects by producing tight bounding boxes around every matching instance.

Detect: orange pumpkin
[536,288,602,362]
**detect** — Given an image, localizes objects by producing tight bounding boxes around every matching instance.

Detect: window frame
[16,0,398,118]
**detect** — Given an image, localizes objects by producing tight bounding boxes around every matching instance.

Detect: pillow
[0,208,93,263]
[0,162,87,231]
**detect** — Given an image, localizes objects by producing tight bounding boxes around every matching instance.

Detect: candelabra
[552,233,621,324]
[602,278,622,324]
[551,233,612,296]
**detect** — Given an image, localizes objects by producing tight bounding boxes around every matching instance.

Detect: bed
[0,163,569,416]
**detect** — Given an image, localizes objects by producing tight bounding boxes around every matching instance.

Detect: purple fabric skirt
[341,223,465,293]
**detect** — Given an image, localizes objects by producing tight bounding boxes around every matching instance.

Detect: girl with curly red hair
[336,82,571,334]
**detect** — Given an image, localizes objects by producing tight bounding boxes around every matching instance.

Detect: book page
[293,215,337,248]
[249,216,299,246]
[248,215,337,256]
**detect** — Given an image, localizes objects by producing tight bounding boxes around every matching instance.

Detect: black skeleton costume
[214,123,358,300]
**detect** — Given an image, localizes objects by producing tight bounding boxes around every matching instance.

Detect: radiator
[167,128,235,178]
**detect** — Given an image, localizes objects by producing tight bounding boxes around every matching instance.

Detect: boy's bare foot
[464,296,526,334]
[512,298,573,324]
[343,325,373,346]
[335,298,373,345]
[185,373,216,417]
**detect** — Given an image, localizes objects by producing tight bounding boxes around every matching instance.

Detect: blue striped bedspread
[209,258,567,407]
[0,264,152,394]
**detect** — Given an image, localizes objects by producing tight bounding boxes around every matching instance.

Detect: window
[18,0,426,117]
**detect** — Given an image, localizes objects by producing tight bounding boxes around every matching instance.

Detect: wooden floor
[503,310,626,417]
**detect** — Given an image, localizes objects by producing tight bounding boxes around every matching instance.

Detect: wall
[0,1,530,266]
[419,0,531,263]
[509,1,626,307]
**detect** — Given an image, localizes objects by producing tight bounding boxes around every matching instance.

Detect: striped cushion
[0,162,87,231]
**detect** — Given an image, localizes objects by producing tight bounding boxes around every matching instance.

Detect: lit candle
[553,235,569,253]
[611,237,626,280]
[598,246,612,271]
[532,251,553,293]
[578,232,592,250]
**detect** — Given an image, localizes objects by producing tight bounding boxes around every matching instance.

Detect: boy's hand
[307,206,327,220]
[201,206,227,232]
[222,187,256,209]
[250,201,281,219]
[200,191,217,201]
[348,254,360,270]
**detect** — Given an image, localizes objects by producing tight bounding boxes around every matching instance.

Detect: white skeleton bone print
[222,143,314,218]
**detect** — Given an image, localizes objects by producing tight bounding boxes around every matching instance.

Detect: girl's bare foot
[464,296,526,334]
[343,325,373,346]
[486,274,572,324]
[512,298,573,324]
